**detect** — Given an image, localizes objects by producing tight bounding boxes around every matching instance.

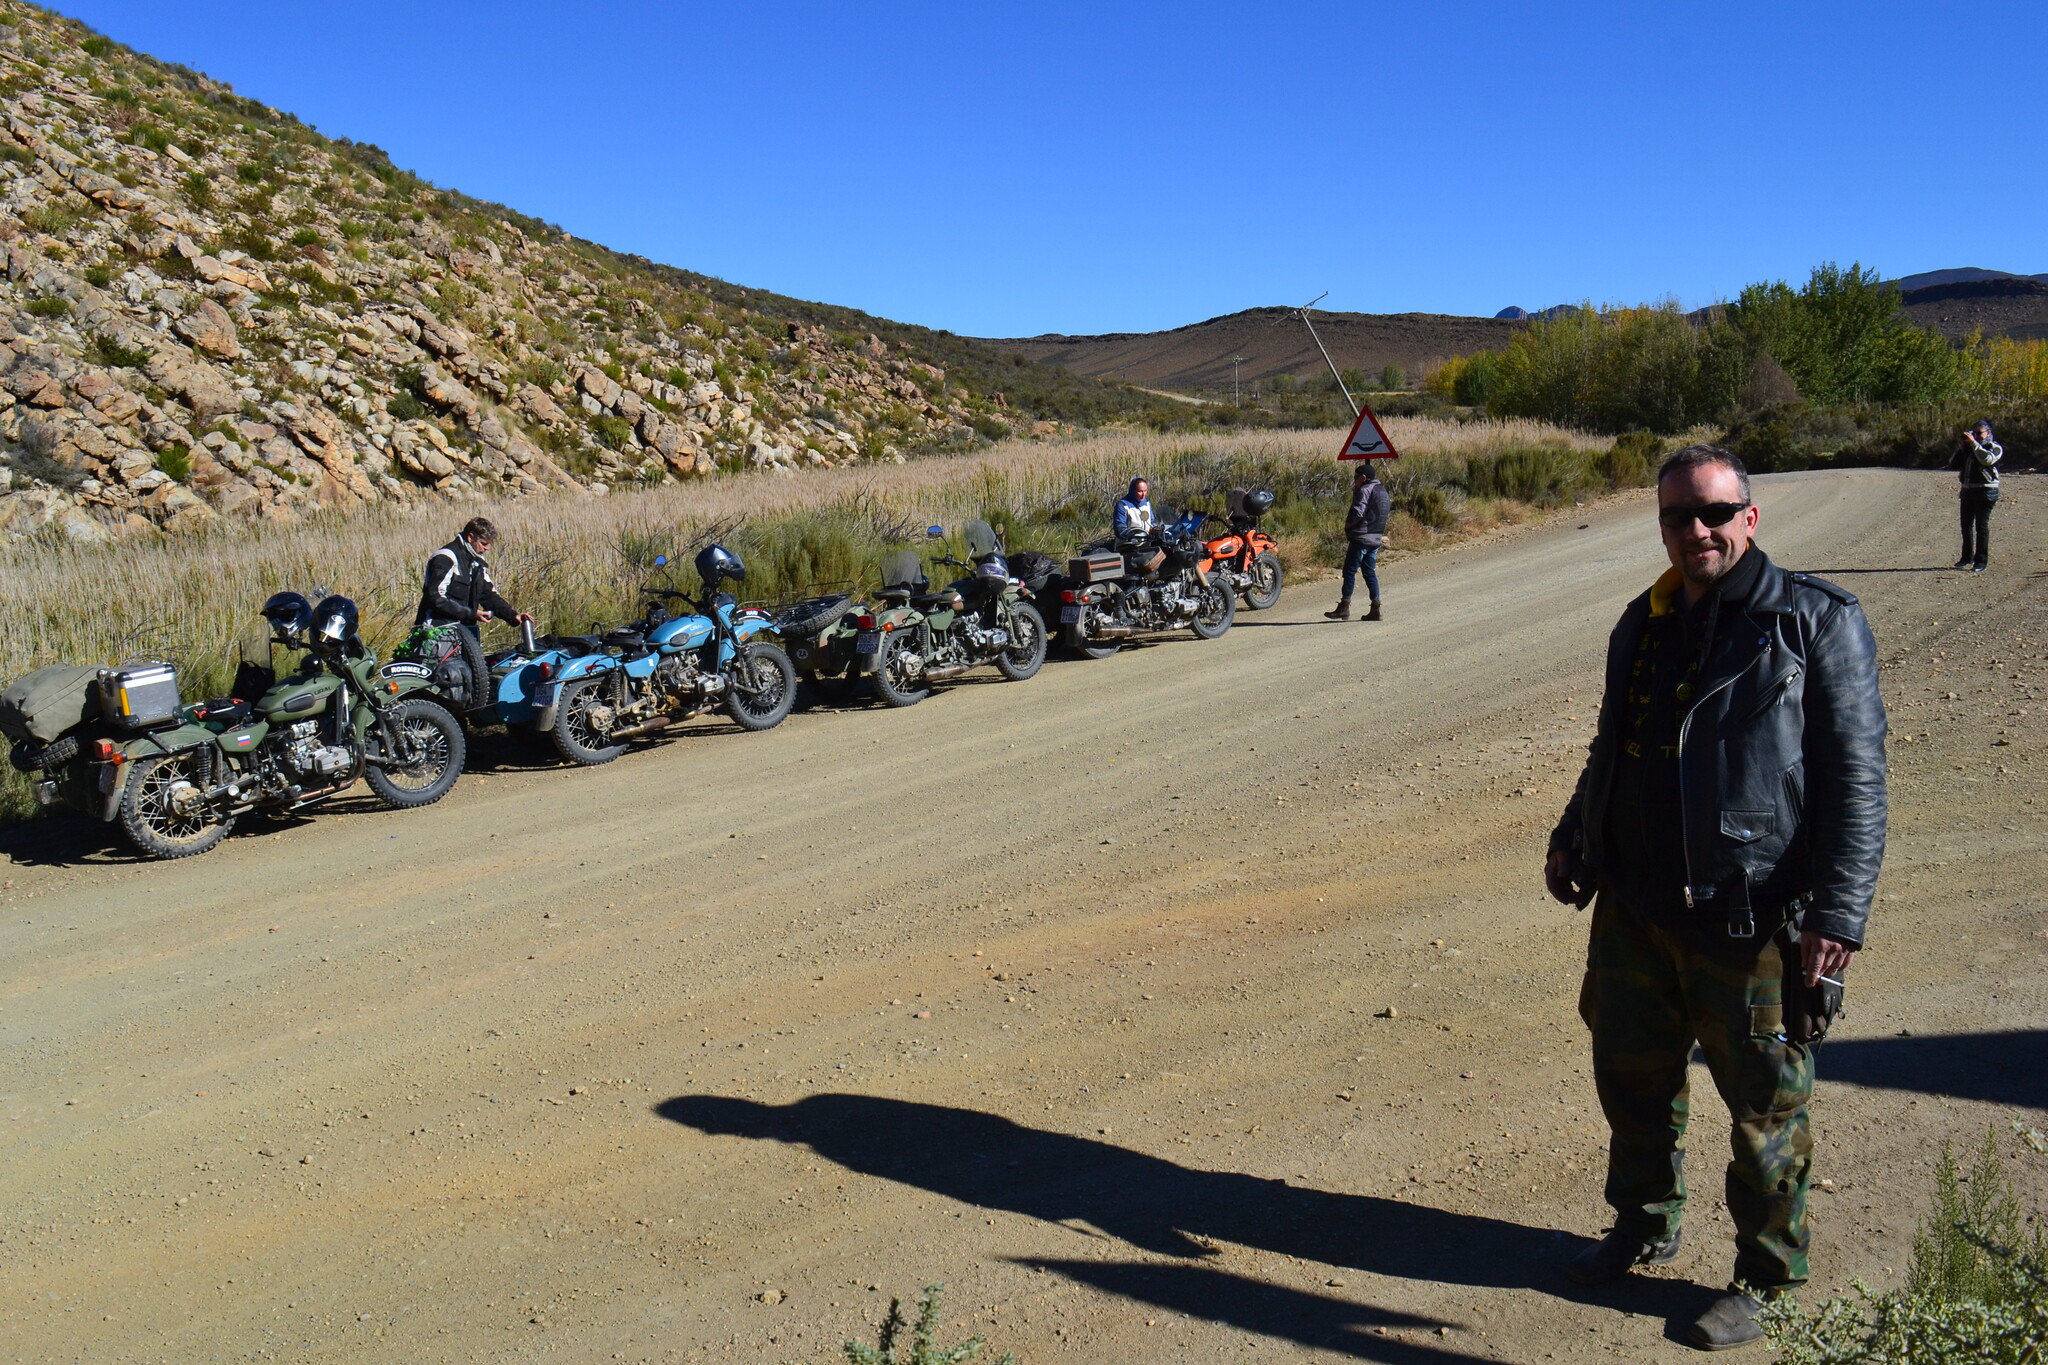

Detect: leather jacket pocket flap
[1747,1002,1784,1038]
[1720,809,1775,842]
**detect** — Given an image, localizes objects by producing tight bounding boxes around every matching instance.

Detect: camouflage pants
[1581,892,1815,1288]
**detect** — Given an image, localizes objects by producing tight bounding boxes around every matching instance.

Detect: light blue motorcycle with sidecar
[536,544,796,765]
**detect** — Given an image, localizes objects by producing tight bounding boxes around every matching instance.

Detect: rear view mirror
[926,525,945,539]
[654,555,668,566]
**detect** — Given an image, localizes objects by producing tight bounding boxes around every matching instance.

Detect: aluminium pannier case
[98,662,182,732]
[1068,550,1124,584]
[0,664,102,743]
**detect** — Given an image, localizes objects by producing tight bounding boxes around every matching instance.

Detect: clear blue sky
[49,1,2048,338]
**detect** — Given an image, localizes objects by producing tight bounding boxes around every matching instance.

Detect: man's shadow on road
[656,1092,1718,1353]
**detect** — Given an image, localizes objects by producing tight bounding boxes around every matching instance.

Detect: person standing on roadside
[1325,462,1390,621]
[1952,419,2002,572]
[1543,445,1887,1351]
[416,516,532,706]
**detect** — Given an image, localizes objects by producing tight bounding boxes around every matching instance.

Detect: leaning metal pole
[1296,291,1359,418]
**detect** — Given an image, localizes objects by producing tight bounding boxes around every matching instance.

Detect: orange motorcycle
[1201,488,1284,611]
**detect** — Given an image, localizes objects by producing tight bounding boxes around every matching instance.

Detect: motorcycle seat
[195,697,252,727]
[546,634,605,656]
[603,628,647,651]
[911,592,958,611]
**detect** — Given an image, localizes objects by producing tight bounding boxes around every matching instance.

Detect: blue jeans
[1342,543,1380,601]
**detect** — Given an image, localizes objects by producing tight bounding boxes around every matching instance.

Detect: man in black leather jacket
[1544,445,1886,1349]
[415,517,532,708]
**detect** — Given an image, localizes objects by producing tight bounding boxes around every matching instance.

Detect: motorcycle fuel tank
[259,673,342,721]
[650,615,713,650]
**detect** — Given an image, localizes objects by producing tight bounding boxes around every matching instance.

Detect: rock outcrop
[0,4,1071,540]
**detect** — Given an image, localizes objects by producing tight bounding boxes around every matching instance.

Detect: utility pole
[1295,291,1359,418]
[1231,354,1246,405]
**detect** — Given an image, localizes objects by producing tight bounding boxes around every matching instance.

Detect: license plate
[854,630,880,654]
[532,683,558,709]
[1059,605,1081,624]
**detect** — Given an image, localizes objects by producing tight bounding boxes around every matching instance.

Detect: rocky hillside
[0,2,1176,542]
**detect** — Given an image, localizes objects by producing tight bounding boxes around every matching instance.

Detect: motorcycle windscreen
[880,549,927,593]
[964,519,1002,559]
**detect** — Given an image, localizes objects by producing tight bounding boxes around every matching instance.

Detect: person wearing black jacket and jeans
[416,517,531,706]
[1952,419,2002,571]
[1325,463,1390,621]
[1544,446,1887,1350]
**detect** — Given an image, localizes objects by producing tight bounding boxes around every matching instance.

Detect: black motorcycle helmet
[695,544,745,587]
[262,591,312,639]
[1242,489,1275,518]
[310,594,360,645]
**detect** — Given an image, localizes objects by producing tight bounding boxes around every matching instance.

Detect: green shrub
[0,143,29,165]
[81,264,112,288]
[1380,363,1406,391]
[288,226,321,248]
[26,296,71,317]
[1601,431,1661,488]
[154,445,190,483]
[235,161,266,184]
[20,204,77,236]
[181,168,212,206]
[90,334,152,368]
[1398,484,1456,528]
[1762,1125,2047,1363]
[1458,445,1595,505]
[130,122,170,153]
[844,1284,1015,1365]
[78,36,112,57]
[590,415,633,449]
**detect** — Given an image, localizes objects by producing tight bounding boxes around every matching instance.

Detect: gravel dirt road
[3,468,2044,1364]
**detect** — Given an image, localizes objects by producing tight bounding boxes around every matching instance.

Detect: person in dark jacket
[416,517,531,703]
[1951,419,2002,572]
[1325,462,1391,621]
[1544,445,1886,1350]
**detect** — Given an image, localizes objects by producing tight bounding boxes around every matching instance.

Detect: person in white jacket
[1952,420,2002,572]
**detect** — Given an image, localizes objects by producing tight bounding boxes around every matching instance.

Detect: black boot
[1688,1288,1770,1351]
[1360,599,1382,622]
[1563,1227,1681,1286]
[1323,598,1352,620]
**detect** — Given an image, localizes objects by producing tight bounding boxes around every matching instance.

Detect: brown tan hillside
[0,2,1188,544]
[980,305,1528,392]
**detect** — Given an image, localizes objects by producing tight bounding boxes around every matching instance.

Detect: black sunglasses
[1658,501,1749,530]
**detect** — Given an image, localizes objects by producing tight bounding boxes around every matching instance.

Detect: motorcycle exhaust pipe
[922,664,970,682]
[1091,624,1138,638]
[607,715,678,741]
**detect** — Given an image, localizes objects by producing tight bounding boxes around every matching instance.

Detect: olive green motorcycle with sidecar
[2,591,465,860]
[863,520,1047,707]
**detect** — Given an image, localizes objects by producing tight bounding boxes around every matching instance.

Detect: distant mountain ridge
[1890,267,2048,292]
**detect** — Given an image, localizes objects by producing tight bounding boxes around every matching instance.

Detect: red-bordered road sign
[1337,405,1399,460]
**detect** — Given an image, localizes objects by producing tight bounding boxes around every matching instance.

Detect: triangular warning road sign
[1337,404,1399,460]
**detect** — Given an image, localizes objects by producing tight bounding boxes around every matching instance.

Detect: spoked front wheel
[994,603,1047,681]
[119,750,234,859]
[364,697,466,807]
[1241,552,1284,610]
[725,642,797,731]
